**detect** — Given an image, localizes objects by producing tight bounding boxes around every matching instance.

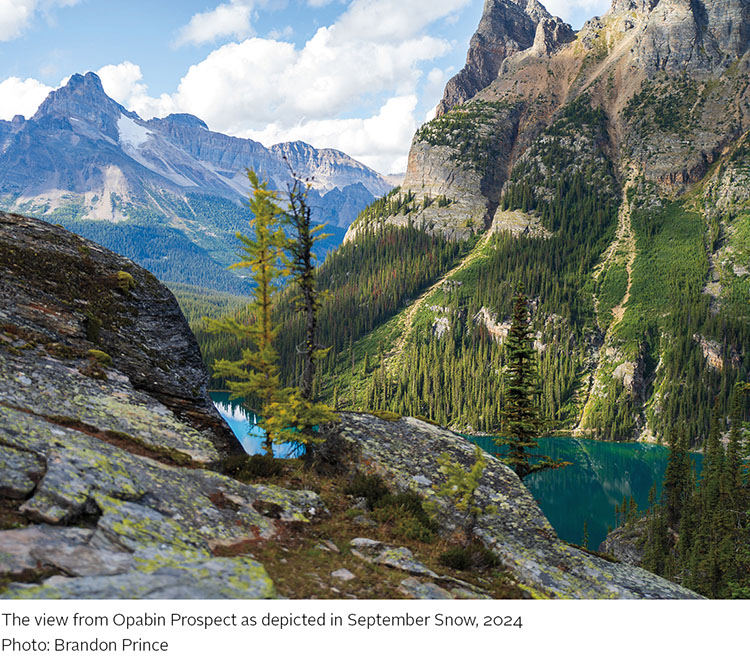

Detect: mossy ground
[215,459,525,599]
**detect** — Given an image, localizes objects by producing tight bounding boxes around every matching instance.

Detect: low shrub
[344,473,390,509]
[439,542,500,571]
[221,453,283,481]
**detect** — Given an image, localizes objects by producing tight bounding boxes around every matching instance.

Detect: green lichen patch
[87,349,112,366]
[114,271,135,292]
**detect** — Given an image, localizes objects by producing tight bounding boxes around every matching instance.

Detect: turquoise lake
[211,391,702,550]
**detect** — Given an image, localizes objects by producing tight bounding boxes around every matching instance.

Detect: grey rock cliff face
[437,0,573,115]
[595,0,750,75]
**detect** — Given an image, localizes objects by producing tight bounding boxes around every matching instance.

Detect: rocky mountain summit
[437,0,575,115]
[0,213,699,598]
[344,0,750,445]
[0,72,391,293]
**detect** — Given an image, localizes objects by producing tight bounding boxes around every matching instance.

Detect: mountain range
[294,0,750,446]
[0,72,394,293]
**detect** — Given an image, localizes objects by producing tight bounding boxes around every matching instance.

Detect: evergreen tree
[663,424,692,527]
[433,446,495,544]
[640,388,750,598]
[495,285,564,479]
[497,286,541,479]
[283,175,328,401]
[207,171,290,455]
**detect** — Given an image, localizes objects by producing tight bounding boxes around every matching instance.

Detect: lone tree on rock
[496,284,565,479]
[208,169,336,458]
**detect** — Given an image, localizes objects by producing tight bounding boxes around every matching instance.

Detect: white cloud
[174,0,287,47]
[423,67,451,107]
[170,26,448,136]
[335,0,472,43]
[0,0,34,41]
[96,62,175,119]
[267,25,294,41]
[0,76,52,120]
[543,1,611,23]
[0,0,78,42]
[174,1,255,47]
[158,1,474,171]
[424,105,438,124]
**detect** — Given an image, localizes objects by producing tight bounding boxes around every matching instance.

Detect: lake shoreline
[210,391,703,551]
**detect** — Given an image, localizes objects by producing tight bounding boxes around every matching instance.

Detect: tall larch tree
[208,170,290,455]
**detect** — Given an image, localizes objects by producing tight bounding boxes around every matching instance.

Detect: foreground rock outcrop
[324,413,701,599]
[0,213,323,598]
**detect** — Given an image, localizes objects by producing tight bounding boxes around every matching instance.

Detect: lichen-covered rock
[0,211,240,459]
[599,522,647,567]
[350,538,439,578]
[0,214,325,599]
[399,576,454,600]
[3,555,275,600]
[0,401,324,598]
[0,445,44,499]
[326,413,701,599]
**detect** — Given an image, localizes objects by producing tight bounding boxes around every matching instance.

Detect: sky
[0,0,612,174]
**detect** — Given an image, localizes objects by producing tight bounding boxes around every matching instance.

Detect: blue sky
[0,1,611,173]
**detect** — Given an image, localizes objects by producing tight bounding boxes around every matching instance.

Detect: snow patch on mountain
[117,115,152,148]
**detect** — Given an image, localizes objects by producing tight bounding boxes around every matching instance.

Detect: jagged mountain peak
[32,71,135,140]
[36,72,126,117]
[512,0,553,22]
[437,0,574,115]
[160,113,209,130]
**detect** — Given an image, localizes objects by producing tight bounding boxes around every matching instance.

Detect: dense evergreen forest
[188,224,470,408]
[367,97,620,431]
[630,393,750,598]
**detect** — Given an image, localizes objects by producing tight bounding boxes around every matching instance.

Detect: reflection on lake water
[210,391,702,550]
[211,392,300,459]
[469,435,702,550]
